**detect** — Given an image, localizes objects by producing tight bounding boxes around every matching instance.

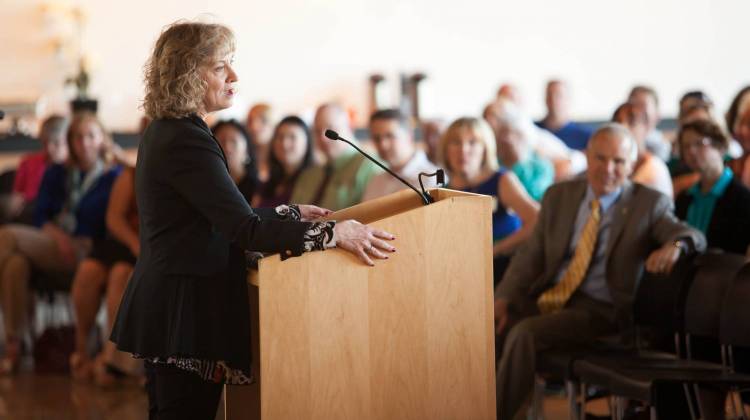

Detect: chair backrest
[684,252,748,338]
[720,261,750,347]
[633,254,696,333]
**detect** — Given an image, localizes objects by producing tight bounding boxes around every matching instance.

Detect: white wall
[2,0,749,131]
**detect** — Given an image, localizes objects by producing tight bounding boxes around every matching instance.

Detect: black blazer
[675,177,750,255]
[111,116,312,371]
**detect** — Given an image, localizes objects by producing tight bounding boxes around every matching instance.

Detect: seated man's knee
[504,317,540,349]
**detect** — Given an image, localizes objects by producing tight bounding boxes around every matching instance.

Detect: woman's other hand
[333,220,396,266]
[297,204,332,221]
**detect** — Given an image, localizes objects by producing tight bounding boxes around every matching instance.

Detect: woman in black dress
[110,21,395,419]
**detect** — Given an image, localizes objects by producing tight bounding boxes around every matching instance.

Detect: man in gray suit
[494,123,706,419]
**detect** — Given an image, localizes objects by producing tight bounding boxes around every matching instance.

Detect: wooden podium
[225,188,496,419]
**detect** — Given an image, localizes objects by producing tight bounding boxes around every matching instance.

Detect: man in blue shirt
[536,79,594,151]
[493,123,706,419]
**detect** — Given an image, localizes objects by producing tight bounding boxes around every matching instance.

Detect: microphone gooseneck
[324,129,434,205]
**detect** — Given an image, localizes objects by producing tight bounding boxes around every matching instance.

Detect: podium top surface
[323,188,486,225]
[247,188,491,286]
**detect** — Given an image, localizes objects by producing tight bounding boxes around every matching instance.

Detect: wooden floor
[0,368,602,420]
[0,371,148,420]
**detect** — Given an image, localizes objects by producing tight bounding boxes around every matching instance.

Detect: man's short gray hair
[589,123,638,162]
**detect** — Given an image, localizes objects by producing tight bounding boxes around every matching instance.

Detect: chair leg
[617,396,629,420]
[609,395,620,420]
[566,381,579,420]
[649,406,658,420]
[691,383,704,420]
[741,389,749,420]
[530,376,544,420]
[579,383,586,420]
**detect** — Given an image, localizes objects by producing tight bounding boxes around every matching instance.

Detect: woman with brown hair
[727,87,750,188]
[254,116,314,207]
[110,21,394,418]
[0,112,121,374]
[674,119,750,255]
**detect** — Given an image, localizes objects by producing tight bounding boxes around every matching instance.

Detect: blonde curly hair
[142,21,235,119]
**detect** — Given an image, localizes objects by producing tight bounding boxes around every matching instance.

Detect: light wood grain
[226,189,496,419]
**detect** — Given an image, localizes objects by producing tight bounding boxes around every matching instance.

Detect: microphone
[324,129,435,205]
[418,169,445,195]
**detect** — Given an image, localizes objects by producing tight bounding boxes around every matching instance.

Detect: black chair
[29,269,75,334]
[718,262,750,419]
[531,255,697,419]
[574,253,750,420]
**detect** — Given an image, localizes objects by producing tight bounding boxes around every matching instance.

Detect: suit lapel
[605,181,634,257]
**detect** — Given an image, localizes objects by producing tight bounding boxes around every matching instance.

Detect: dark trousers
[144,361,223,420]
[496,292,619,419]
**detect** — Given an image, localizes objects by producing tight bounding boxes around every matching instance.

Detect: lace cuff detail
[303,221,337,252]
[274,204,301,221]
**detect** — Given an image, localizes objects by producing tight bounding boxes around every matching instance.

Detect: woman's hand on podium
[333,220,396,266]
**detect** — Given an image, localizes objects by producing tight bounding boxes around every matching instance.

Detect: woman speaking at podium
[111,21,395,419]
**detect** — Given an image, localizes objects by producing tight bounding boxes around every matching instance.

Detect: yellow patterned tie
[537,199,601,314]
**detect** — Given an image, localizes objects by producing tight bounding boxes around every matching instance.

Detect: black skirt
[89,237,137,267]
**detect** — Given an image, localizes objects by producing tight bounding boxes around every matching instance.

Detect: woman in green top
[674,119,750,256]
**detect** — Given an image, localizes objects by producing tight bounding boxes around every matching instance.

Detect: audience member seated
[486,99,554,202]
[670,90,744,196]
[245,103,274,182]
[497,83,523,107]
[290,103,378,210]
[678,90,714,122]
[493,123,705,419]
[362,109,439,201]
[485,99,586,181]
[70,167,140,385]
[669,91,719,195]
[727,86,750,189]
[612,102,673,198]
[213,119,259,203]
[675,91,742,156]
[439,117,539,284]
[4,116,69,224]
[254,116,314,208]
[0,112,121,375]
[535,79,594,151]
[420,119,445,165]
[674,119,750,255]
[628,85,671,161]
